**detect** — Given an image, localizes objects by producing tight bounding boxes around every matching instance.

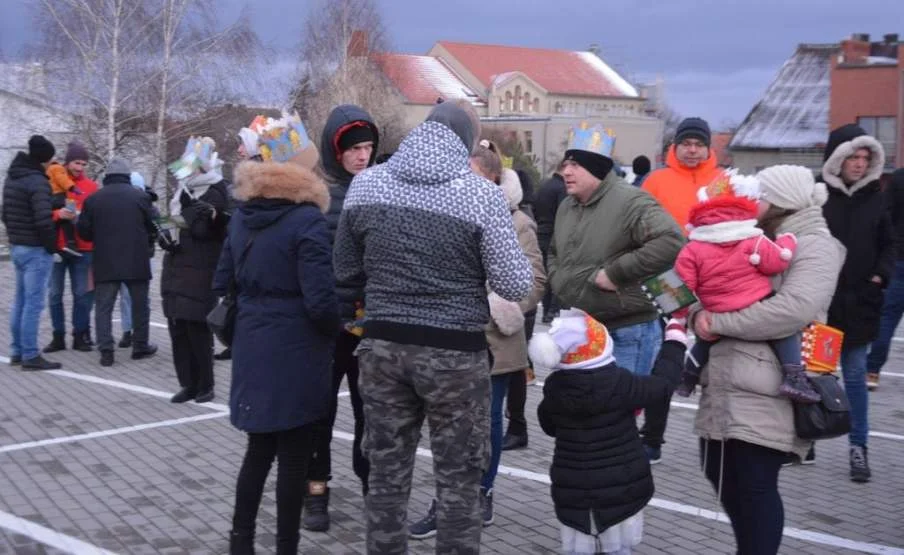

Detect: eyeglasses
[679,140,707,149]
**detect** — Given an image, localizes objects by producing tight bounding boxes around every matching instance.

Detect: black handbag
[793,373,851,440]
[207,231,259,347]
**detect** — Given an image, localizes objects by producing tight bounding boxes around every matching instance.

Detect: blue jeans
[841,344,869,447]
[10,246,53,359]
[867,260,904,375]
[48,251,94,335]
[481,374,510,490]
[610,319,663,375]
[120,283,132,333]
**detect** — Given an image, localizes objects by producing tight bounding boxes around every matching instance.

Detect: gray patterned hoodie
[333,115,533,351]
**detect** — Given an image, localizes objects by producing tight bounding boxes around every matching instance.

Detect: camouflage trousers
[356,338,491,555]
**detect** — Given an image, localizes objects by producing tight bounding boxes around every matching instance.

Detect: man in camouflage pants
[334,100,533,554]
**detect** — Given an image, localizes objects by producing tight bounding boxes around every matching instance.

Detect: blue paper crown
[567,122,616,158]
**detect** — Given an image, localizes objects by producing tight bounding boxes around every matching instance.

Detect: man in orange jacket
[643,117,722,233]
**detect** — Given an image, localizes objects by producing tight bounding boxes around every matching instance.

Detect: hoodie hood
[320,104,379,186]
[386,121,471,185]
[665,144,719,177]
[7,151,45,180]
[499,168,523,210]
[233,160,329,214]
[821,124,885,196]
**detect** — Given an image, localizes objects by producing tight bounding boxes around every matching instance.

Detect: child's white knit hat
[529,309,615,370]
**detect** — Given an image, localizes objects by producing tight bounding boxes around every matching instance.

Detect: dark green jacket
[548,171,684,329]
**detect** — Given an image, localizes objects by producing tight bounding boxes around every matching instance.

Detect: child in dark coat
[532,309,685,555]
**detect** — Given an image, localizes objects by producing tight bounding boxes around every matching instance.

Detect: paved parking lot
[1,257,903,554]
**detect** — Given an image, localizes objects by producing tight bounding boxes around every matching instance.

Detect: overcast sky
[2,0,901,129]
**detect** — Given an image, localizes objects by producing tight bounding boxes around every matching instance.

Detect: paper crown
[258,112,315,164]
[697,168,762,203]
[169,136,221,180]
[567,122,616,158]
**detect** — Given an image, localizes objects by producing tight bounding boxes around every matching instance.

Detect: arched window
[505,91,513,112]
[533,98,540,113]
[554,102,562,114]
[515,85,522,111]
[524,91,531,112]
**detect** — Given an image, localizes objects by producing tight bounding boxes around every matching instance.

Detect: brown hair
[759,204,795,238]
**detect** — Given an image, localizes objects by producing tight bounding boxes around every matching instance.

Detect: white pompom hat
[528,309,615,371]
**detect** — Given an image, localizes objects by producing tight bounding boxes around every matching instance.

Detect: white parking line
[0,413,227,454]
[330,431,904,555]
[3,356,903,553]
[0,510,120,555]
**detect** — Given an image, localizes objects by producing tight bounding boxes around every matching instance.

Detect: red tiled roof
[372,53,481,105]
[436,41,638,98]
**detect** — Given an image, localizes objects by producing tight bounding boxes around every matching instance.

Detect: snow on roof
[373,53,483,105]
[865,55,898,65]
[575,52,639,97]
[730,44,835,150]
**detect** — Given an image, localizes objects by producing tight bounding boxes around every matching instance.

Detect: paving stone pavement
[0,256,903,554]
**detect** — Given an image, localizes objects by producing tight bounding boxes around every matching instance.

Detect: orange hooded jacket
[642,145,722,233]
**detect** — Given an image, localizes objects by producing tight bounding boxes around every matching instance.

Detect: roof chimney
[347,30,369,58]
[840,34,871,64]
[588,43,601,57]
[885,33,899,44]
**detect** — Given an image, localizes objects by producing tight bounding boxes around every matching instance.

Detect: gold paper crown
[567,122,616,158]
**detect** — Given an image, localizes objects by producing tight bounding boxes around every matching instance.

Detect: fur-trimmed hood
[821,128,885,196]
[233,160,329,213]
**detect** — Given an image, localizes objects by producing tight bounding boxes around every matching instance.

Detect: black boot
[21,355,62,371]
[72,332,93,352]
[118,331,132,349]
[170,388,197,403]
[131,343,158,360]
[275,534,300,555]
[228,530,254,555]
[43,332,66,353]
[100,350,114,367]
[501,432,528,451]
[302,485,330,532]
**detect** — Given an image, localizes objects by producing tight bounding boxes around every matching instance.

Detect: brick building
[830,33,902,168]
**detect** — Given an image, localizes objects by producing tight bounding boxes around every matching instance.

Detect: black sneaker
[21,355,62,371]
[850,445,871,483]
[72,332,93,352]
[644,444,662,465]
[481,487,494,526]
[100,350,114,367]
[170,388,197,403]
[194,389,215,404]
[409,499,437,539]
[802,445,815,465]
[118,331,132,349]
[302,488,330,532]
[43,333,66,353]
[9,355,22,366]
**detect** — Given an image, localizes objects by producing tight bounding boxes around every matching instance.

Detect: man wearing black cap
[77,157,159,368]
[643,117,722,232]
[547,130,682,390]
[632,155,651,187]
[2,135,63,370]
[303,104,380,532]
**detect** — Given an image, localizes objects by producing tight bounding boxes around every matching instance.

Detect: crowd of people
[3,97,902,554]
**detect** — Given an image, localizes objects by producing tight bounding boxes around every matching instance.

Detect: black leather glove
[157,228,180,254]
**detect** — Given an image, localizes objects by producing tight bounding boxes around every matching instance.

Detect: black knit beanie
[564,149,614,181]
[338,124,375,153]
[28,135,56,164]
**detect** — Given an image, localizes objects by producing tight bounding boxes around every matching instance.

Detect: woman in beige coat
[690,165,845,555]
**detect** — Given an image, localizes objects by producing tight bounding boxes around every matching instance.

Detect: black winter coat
[213,161,339,433]
[321,104,380,321]
[886,168,904,262]
[533,173,566,253]
[820,125,895,345]
[77,174,157,283]
[1,152,56,252]
[537,340,680,535]
[161,180,230,322]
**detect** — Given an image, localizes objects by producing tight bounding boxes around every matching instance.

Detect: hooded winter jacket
[819,124,894,345]
[320,104,379,321]
[642,145,722,232]
[333,118,533,352]
[538,341,681,535]
[548,171,684,330]
[2,152,57,252]
[213,161,338,433]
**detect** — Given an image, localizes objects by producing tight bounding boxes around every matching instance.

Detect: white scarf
[688,219,763,244]
[169,171,222,227]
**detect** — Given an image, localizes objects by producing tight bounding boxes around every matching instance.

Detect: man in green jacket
[548,130,683,380]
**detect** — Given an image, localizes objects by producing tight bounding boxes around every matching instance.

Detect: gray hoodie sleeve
[480,190,533,302]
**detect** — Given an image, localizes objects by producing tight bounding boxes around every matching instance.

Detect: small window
[524,131,533,153]
[857,116,897,167]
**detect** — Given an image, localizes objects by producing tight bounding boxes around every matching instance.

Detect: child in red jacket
[674,170,820,403]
